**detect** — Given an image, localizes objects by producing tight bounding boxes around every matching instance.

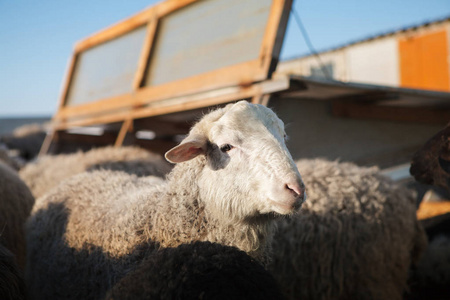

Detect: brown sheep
[0,162,35,270]
[104,241,285,300]
[407,123,450,300]
[0,242,26,300]
[410,122,450,193]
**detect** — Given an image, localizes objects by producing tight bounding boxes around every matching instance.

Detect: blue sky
[0,0,449,117]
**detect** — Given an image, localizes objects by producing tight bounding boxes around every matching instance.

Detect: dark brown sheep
[0,242,26,300]
[410,123,450,193]
[104,242,285,300]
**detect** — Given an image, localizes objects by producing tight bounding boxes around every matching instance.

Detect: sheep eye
[220,144,234,153]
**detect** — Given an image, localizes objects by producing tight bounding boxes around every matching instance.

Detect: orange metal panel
[399,29,450,92]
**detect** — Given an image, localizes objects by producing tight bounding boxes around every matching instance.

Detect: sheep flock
[0,100,444,299]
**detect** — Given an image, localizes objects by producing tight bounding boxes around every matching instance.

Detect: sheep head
[165,101,306,222]
[410,123,450,193]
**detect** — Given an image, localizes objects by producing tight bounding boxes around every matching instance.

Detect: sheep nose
[285,182,306,200]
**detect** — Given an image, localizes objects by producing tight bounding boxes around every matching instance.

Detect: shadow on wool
[26,202,161,300]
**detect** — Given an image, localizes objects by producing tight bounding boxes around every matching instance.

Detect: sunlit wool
[20,145,172,198]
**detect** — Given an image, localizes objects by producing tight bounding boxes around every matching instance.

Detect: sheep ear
[165,138,206,163]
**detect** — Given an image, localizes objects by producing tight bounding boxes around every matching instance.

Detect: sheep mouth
[269,198,303,215]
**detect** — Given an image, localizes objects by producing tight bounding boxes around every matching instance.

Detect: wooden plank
[75,9,154,53]
[52,85,260,130]
[74,0,198,53]
[53,110,132,130]
[133,18,158,90]
[55,93,137,120]
[38,130,55,157]
[154,0,198,17]
[258,0,292,78]
[136,59,264,106]
[134,118,191,136]
[133,87,263,120]
[56,74,290,121]
[251,94,263,104]
[53,77,290,128]
[267,0,292,76]
[332,100,450,125]
[115,119,133,147]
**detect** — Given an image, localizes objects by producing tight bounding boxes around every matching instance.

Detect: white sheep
[20,145,172,198]
[26,101,305,299]
[269,158,427,300]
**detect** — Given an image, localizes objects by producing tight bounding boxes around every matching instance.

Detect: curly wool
[19,146,172,198]
[406,236,450,300]
[0,242,26,300]
[103,241,285,300]
[269,159,427,300]
[0,162,35,269]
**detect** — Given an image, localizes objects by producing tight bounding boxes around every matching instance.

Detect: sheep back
[26,167,226,299]
[406,236,450,300]
[25,168,268,299]
[270,159,427,300]
[19,146,172,198]
[104,241,285,300]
